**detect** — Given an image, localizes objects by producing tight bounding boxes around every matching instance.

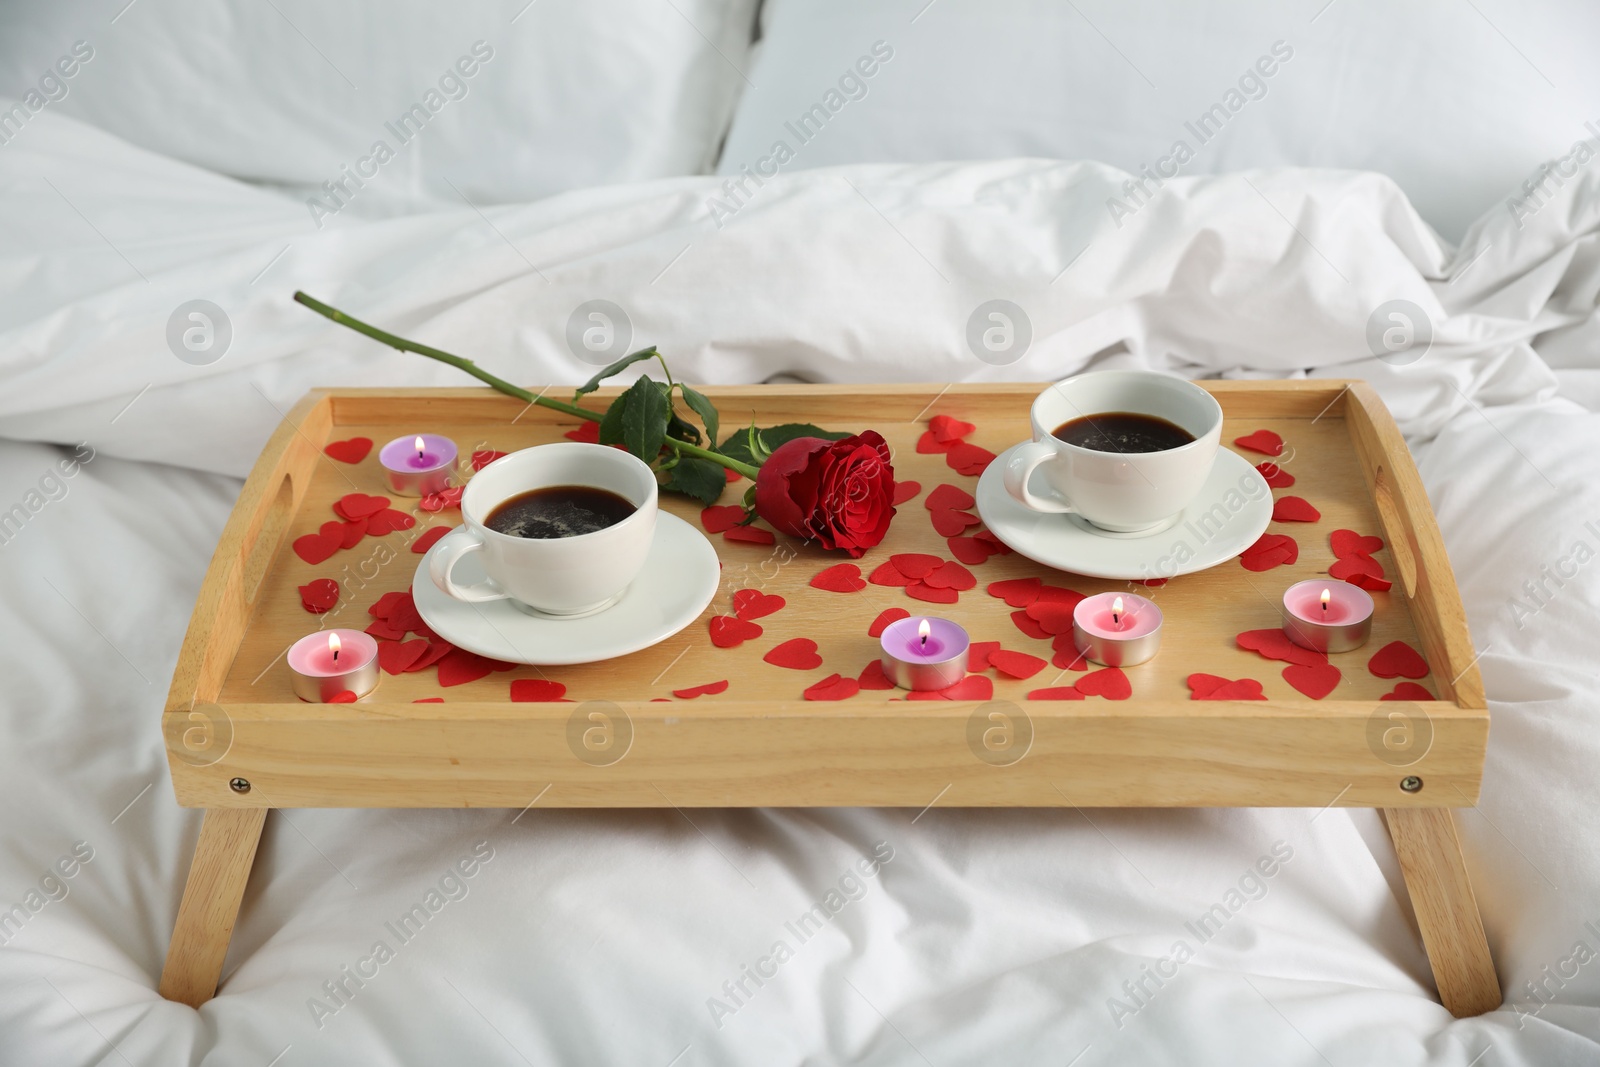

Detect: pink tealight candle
[1282,579,1373,653]
[286,629,380,702]
[1072,592,1162,667]
[379,433,458,497]
[880,616,970,691]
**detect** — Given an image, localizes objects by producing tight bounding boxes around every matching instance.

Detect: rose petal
[324,437,373,464]
[764,638,823,670]
[867,608,911,637]
[1233,429,1284,456]
[673,680,730,699]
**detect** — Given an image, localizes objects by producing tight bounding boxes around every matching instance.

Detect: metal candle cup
[287,629,380,702]
[1072,592,1162,667]
[880,616,970,691]
[1282,580,1373,653]
[379,433,458,497]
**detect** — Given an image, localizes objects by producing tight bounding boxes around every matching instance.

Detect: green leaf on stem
[574,347,660,399]
[598,393,627,446]
[620,376,670,462]
[661,455,728,505]
[678,384,719,450]
[666,410,702,446]
[718,423,849,468]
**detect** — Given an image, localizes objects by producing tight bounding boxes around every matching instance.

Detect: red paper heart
[922,561,976,591]
[420,486,465,512]
[1205,679,1269,701]
[811,563,867,593]
[946,443,997,476]
[1330,529,1384,558]
[1187,673,1230,698]
[857,659,895,690]
[1271,496,1321,523]
[907,675,994,701]
[907,582,959,604]
[408,640,455,672]
[510,679,568,702]
[336,519,368,549]
[1381,682,1435,701]
[1329,554,1385,581]
[1236,628,1326,667]
[988,650,1047,679]
[733,589,786,620]
[1011,611,1051,640]
[367,508,417,536]
[1027,686,1085,700]
[370,591,409,618]
[930,509,982,537]
[1051,638,1089,671]
[298,578,340,613]
[869,562,915,587]
[724,526,775,545]
[701,505,746,533]
[413,698,445,703]
[292,532,340,565]
[1233,429,1284,456]
[1240,532,1299,572]
[764,638,822,670]
[1075,667,1132,700]
[929,414,976,442]
[564,421,600,443]
[947,537,991,566]
[333,493,390,520]
[437,648,497,687]
[1369,640,1429,679]
[889,553,943,579]
[385,594,425,636]
[867,608,910,637]
[412,525,452,554]
[1282,661,1341,699]
[324,437,373,464]
[973,529,1010,551]
[987,578,1042,607]
[916,431,958,454]
[328,690,359,703]
[379,639,429,675]
[1345,572,1393,592]
[1023,601,1077,636]
[1257,462,1295,488]
[892,481,922,505]
[366,619,407,641]
[926,484,976,511]
[471,450,508,472]
[967,641,1002,670]
[709,615,763,648]
[672,680,729,699]
[803,673,860,701]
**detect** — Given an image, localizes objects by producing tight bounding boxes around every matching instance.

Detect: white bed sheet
[1,110,1599,1066]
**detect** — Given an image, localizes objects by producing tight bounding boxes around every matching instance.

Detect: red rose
[754,431,896,557]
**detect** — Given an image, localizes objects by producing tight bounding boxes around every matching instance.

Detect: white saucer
[975,446,1272,580]
[412,512,719,665]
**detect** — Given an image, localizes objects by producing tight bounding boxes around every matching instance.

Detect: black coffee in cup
[1051,412,1195,454]
[485,485,636,539]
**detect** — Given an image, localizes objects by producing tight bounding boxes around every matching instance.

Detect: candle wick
[332,649,339,663]
[1112,612,1119,626]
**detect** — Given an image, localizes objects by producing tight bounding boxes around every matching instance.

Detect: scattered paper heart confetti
[916,431,958,454]
[926,484,976,511]
[1027,686,1085,700]
[931,509,982,537]
[1187,673,1229,698]
[335,519,368,549]
[892,481,922,505]
[1240,532,1299,572]
[327,690,359,703]
[922,561,976,591]
[724,526,775,545]
[700,505,746,533]
[907,582,959,604]
[889,553,943,580]
[1233,429,1284,456]
[471,450,508,472]
[369,590,409,618]
[1330,529,1384,558]
[803,673,860,701]
[1344,572,1393,592]
[1368,640,1429,679]
[929,413,976,442]
[988,649,1047,679]
[867,608,910,637]
[366,508,417,536]
[1011,611,1051,640]
[411,526,451,554]
[366,618,407,641]
[1051,643,1090,671]
[1257,462,1295,488]
[379,639,429,675]
[1329,554,1385,582]
[732,589,786,620]
[437,648,497,687]
[811,563,867,593]
[1236,628,1326,667]
[907,675,994,701]
[1381,682,1435,701]
[420,486,464,512]
[408,640,455,672]
[947,537,991,566]
[973,529,1011,554]
[510,679,568,702]
[564,421,601,443]
[709,615,763,648]
[1271,496,1321,523]
[292,532,340,565]
[323,437,373,464]
[764,638,823,670]
[672,680,729,699]
[1075,667,1132,700]
[1282,661,1341,699]
[385,593,425,636]
[946,442,997,476]
[413,698,444,703]
[1188,674,1267,700]
[857,659,895,690]
[1023,601,1077,636]
[333,493,391,521]
[987,578,1042,608]
[868,561,915,587]
[967,641,1002,670]
[298,578,339,613]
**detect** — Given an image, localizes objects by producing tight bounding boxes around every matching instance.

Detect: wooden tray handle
[1371,461,1422,598]
[239,470,295,606]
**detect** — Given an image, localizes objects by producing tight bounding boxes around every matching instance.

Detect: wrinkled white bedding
[1,109,1598,1065]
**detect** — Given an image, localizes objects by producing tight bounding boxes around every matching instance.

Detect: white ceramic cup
[428,443,658,616]
[1002,370,1222,533]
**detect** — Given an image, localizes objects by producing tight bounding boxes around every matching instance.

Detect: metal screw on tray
[1400,775,1423,794]
[230,778,251,794]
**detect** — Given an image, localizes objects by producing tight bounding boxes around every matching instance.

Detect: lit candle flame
[917,618,931,649]
[1112,595,1124,626]
[1320,587,1331,614]
[414,436,426,459]
[328,631,341,663]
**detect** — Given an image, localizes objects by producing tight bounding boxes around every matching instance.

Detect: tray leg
[158,808,268,1007]
[1383,807,1501,1017]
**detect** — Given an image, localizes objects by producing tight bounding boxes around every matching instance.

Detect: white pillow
[0,0,758,213]
[718,0,1600,241]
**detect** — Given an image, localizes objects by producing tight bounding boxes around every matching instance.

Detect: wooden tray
[165,381,1485,811]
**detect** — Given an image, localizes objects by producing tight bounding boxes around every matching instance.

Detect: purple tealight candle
[880,616,970,691]
[379,433,458,497]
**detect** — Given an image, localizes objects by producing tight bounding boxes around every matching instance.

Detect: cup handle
[427,527,511,603]
[1003,440,1077,514]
